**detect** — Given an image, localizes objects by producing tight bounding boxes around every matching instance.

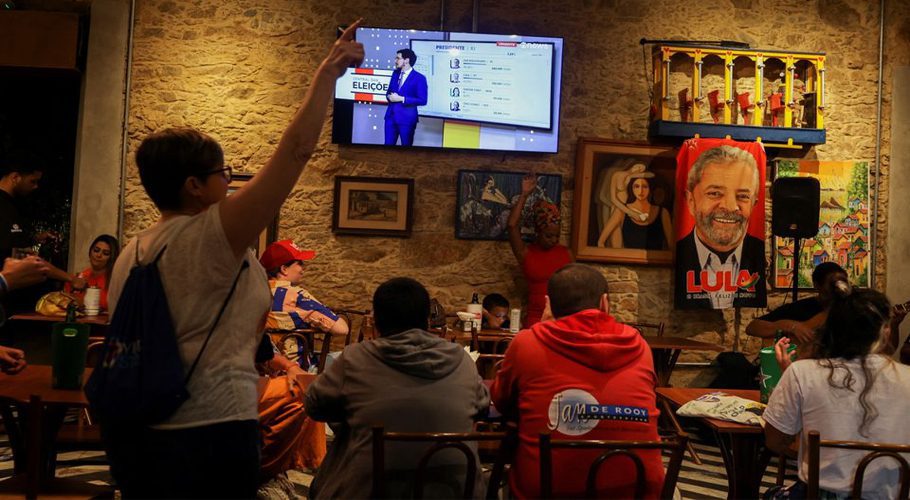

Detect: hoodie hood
[362,328,468,379]
[532,309,647,372]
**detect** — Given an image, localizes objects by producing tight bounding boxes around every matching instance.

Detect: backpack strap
[184,259,249,383]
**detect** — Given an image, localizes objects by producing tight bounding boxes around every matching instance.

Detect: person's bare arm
[507,175,536,263]
[765,422,798,456]
[597,209,623,247]
[0,256,49,292]
[329,316,349,336]
[0,346,26,375]
[745,314,821,345]
[220,20,364,257]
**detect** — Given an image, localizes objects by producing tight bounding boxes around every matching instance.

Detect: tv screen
[332,27,563,153]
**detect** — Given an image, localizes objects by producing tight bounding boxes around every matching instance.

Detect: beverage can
[509,308,521,333]
[759,344,797,403]
[84,287,101,316]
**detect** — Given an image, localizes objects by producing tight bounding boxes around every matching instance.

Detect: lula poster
[673,138,767,309]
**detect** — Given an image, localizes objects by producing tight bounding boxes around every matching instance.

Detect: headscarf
[533,199,561,231]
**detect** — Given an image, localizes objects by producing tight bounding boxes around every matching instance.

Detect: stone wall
[123,0,908,373]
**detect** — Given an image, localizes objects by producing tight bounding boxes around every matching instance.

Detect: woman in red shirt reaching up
[507,174,573,327]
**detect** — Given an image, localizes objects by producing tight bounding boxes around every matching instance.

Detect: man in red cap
[259,240,348,335]
[254,240,349,497]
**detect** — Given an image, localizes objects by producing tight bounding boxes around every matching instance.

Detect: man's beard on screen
[695,208,748,249]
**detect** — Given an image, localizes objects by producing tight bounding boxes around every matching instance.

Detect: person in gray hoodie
[305,277,491,499]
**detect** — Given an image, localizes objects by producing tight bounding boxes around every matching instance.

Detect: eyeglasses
[200,166,233,183]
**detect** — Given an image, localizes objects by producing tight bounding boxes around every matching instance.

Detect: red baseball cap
[259,240,316,270]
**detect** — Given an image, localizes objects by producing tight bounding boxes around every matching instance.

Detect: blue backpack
[85,245,247,426]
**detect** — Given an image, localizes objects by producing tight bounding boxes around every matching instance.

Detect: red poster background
[673,138,767,309]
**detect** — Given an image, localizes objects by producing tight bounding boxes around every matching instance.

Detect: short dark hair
[373,277,430,336]
[135,127,224,211]
[397,48,417,66]
[811,262,847,287]
[547,264,608,318]
[482,293,510,311]
[0,150,43,179]
[265,260,302,279]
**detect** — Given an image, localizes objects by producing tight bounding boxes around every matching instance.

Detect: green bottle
[51,302,90,389]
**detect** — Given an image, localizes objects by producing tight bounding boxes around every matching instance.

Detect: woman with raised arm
[763,287,910,499]
[507,174,573,327]
[105,21,364,498]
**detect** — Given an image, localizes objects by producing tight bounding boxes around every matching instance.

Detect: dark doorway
[0,67,81,271]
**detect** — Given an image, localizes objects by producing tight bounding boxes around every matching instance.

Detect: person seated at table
[64,234,119,312]
[764,287,910,499]
[745,262,848,346]
[254,334,325,499]
[481,292,510,330]
[491,264,663,499]
[260,239,348,368]
[305,277,490,499]
[0,255,49,373]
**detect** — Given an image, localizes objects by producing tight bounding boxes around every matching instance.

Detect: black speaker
[772,177,820,238]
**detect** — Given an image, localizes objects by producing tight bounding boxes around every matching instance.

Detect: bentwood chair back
[538,431,688,499]
[627,321,665,338]
[806,430,910,499]
[371,426,511,499]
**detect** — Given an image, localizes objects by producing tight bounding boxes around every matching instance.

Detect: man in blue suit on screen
[385,48,428,146]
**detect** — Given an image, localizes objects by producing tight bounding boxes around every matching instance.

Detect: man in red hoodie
[491,263,664,498]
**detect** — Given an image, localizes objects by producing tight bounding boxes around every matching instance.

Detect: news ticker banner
[335,68,394,103]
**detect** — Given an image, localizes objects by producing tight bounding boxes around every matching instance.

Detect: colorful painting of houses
[773,160,870,289]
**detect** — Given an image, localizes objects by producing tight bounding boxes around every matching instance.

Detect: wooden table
[644,336,725,386]
[0,365,110,498]
[658,387,769,500]
[10,312,110,326]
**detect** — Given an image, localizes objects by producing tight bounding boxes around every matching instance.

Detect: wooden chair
[628,321,665,338]
[807,430,910,499]
[474,354,505,379]
[53,340,107,469]
[539,431,688,500]
[371,425,512,500]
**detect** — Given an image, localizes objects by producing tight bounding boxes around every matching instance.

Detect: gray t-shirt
[764,355,910,500]
[108,204,271,429]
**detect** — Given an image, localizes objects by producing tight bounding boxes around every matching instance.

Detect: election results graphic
[673,138,768,310]
[332,27,563,153]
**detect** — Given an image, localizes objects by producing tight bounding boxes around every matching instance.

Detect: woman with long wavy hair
[763,287,910,499]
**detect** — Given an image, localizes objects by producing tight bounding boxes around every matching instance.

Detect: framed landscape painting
[772,160,870,289]
[332,176,414,237]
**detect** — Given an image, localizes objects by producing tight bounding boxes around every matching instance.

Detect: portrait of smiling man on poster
[673,139,767,309]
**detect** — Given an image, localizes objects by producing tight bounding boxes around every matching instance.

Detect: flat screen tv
[332,26,564,153]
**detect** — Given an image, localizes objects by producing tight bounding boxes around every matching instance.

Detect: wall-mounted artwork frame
[229,173,277,257]
[772,160,870,289]
[455,169,562,241]
[570,139,677,265]
[332,176,414,237]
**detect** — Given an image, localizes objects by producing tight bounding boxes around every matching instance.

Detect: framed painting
[455,169,562,240]
[229,173,277,257]
[332,176,414,237]
[570,139,677,265]
[772,160,870,289]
